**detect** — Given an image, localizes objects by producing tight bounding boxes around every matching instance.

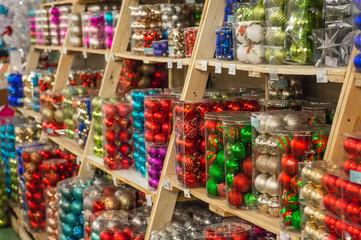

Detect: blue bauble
[70,200,83,215]
[60,234,68,240]
[61,199,72,212]
[139,135,145,144]
[133,101,143,112]
[65,212,78,227]
[73,225,83,238]
[140,165,147,176]
[138,156,146,165]
[131,91,139,100]
[354,54,361,71]
[91,232,100,240]
[135,161,140,170]
[59,210,67,223]
[72,186,83,200]
[78,214,84,225]
[61,187,72,200]
[355,34,361,50]
[132,110,140,119]
[133,151,139,160]
[62,224,73,237]
[138,91,146,99]
[356,0,361,11]
[356,13,361,30]
[104,12,113,23]
[134,120,142,130]
[139,111,144,119]
[133,132,139,140]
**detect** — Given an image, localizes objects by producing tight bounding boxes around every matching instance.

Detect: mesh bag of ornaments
[101,100,134,170]
[57,176,109,240]
[276,124,330,231]
[267,75,303,101]
[204,223,252,240]
[40,91,65,135]
[83,184,137,240]
[251,111,308,217]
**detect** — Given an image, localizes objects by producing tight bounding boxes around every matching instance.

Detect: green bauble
[241,125,252,143]
[291,209,302,230]
[236,5,254,21]
[207,179,219,196]
[289,10,313,36]
[244,193,257,208]
[270,0,284,7]
[273,47,286,64]
[266,28,285,46]
[93,133,103,147]
[282,190,300,210]
[226,160,240,174]
[93,121,102,134]
[265,47,272,63]
[209,164,225,184]
[231,142,246,159]
[226,173,235,188]
[70,200,83,215]
[289,40,312,64]
[216,150,225,167]
[253,4,266,21]
[269,8,285,26]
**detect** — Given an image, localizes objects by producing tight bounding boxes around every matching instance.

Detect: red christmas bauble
[323,174,338,192]
[93,200,105,212]
[208,135,223,153]
[176,154,184,167]
[197,103,211,117]
[184,171,199,187]
[103,104,118,119]
[31,152,43,164]
[106,144,117,157]
[217,182,226,198]
[346,202,361,224]
[119,130,131,143]
[344,137,360,157]
[162,122,171,134]
[117,103,132,118]
[145,131,154,143]
[199,172,206,186]
[324,193,337,213]
[335,198,350,218]
[228,190,243,207]
[242,157,253,177]
[200,155,206,171]
[233,173,251,193]
[33,192,43,203]
[121,156,133,169]
[184,155,199,172]
[346,182,361,202]
[154,133,167,144]
[279,171,292,189]
[348,225,361,240]
[100,230,114,240]
[22,152,30,163]
[281,154,298,176]
[106,130,116,144]
[113,232,131,240]
[118,118,132,130]
[120,143,132,156]
[198,121,205,137]
[153,111,167,123]
[205,119,217,131]
[324,215,337,233]
[105,157,119,170]
[183,103,198,120]
[227,101,242,111]
[344,158,358,176]
[145,121,160,133]
[160,99,171,112]
[200,139,206,153]
[290,136,311,157]
[241,99,261,112]
[336,178,348,196]
[144,110,153,121]
[175,119,198,139]
[48,172,60,186]
[213,103,227,112]
[183,138,198,154]
[144,100,160,112]
[335,219,348,238]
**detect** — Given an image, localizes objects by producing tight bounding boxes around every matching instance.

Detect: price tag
[186,0,195,3]
[269,68,279,81]
[201,60,208,71]
[47,128,54,134]
[63,47,67,54]
[76,157,80,165]
[279,231,291,240]
[215,63,222,74]
[177,59,183,69]
[167,59,173,69]
[184,188,191,198]
[146,194,152,206]
[111,53,115,62]
[228,64,236,75]
[82,51,88,59]
[251,117,259,128]
[51,3,55,8]
[325,56,338,67]
[48,46,51,53]
[113,176,118,186]
[104,54,109,62]
[316,69,328,83]
[86,162,90,171]
[163,179,170,190]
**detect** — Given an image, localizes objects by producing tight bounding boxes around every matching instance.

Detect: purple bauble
[152,157,164,169]
[158,147,167,158]
[107,38,113,49]
[149,178,159,190]
[148,167,161,179]
[51,8,59,15]
[148,147,158,157]
[105,26,114,35]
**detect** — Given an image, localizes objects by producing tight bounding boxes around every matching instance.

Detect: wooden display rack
[16,0,355,239]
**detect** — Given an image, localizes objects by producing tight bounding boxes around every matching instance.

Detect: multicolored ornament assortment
[40,92,65,135]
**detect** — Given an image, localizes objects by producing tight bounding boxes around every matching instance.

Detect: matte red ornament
[335,198,350,218]
[117,103,132,118]
[290,136,311,157]
[103,104,118,119]
[346,182,361,202]
[242,157,253,177]
[176,154,184,167]
[233,173,251,193]
[103,186,116,195]
[113,232,131,240]
[335,219,348,238]
[323,174,338,192]
[106,130,116,144]
[153,111,167,122]
[120,143,132,156]
[336,178,348,196]
[279,171,292,189]
[346,202,361,224]
[228,190,243,207]
[281,154,298,176]
[106,144,117,157]
[324,215,337,233]
[344,137,360,157]
[344,158,358,176]
[154,133,166,144]
[119,130,131,143]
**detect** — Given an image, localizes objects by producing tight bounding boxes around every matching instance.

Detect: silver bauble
[265,115,284,135]
[283,114,302,127]
[256,114,268,133]
[255,154,269,173]
[267,196,280,216]
[254,173,269,193]
[265,176,279,196]
[257,194,269,213]
[91,219,107,233]
[266,136,278,155]
[254,134,268,153]
[267,155,278,176]
[268,89,279,100]
[83,196,95,210]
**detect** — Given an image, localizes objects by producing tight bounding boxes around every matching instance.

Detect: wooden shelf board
[33,45,62,52]
[164,175,301,240]
[47,135,84,157]
[115,52,190,65]
[15,108,41,123]
[195,59,346,83]
[41,0,73,7]
[66,47,110,55]
[86,155,156,199]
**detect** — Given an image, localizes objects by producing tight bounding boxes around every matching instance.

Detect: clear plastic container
[40,91,65,135]
[215,26,235,61]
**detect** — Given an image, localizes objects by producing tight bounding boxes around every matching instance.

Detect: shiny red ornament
[336,178,348,196]
[242,157,253,177]
[335,198,350,218]
[279,171,292,189]
[22,152,30,163]
[197,103,211,117]
[240,99,261,112]
[106,144,117,157]
[105,157,120,170]
[228,101,242,111]
[144,110,153,121]
[144,100,160,112]
[200,155,206,170]
[106,130,116,144]
[200,139,206,153]
[344,137,360,157]
[120,143,132,156]
[184,171,198,187]
[324,215,337,233]
[218,183,226,198]
[161,122,171,134]
[233,173,251,193]
[113,232,131,240]
[228,190,243,207]
[153,111,167,122]
[119,130,131,143]
[121,156,133,169]
[103,104,118,119]
[184,155,199,172]
[145,131,154,143]
[324,193,338,213]
[335,219,348,238]
[117,103,132,118]
[183,138,198,154]
[323,174,338,192]
[205,119,217,131]
[154,133,167,144]
[93,200,105,212]
[281,154,298,176]
[160,99,171,112]
[145,121,160,133]
[213,103,227,112]
[344,158,358,176]
[290,136,311,157]
[346,182,361,201]
[346,202,361,224]
[183,104,198,120]
[103,186,117,195]
[100,230,114,240]
[119,118,132,130]
[348,225,361,240]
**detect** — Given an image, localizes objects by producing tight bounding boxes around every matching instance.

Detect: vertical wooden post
[25,48,41,70]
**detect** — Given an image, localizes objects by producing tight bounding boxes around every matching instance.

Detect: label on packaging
[167,59,173,69]
[201,60,208,71]
[228,64,236,75]
[274,79,288,89]
[82,51,88,59]
[350,170,361,184]
[177,59,183,69]
[113,176,118,186]
[47,128,54,134]
[146,194,152,206]
[184,188,191,198]
[279,231,291,240]
[144,48,153,56]
[316,69,328,83]
[251,117,259,128]
[215,63,222,74]
[325,56,338,67]
[269,68,279,81]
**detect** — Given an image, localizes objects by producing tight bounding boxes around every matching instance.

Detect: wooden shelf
[15,108,41,123]
[66,47,110,55]
[41,0,73,7]
[33,45,62,52]
[47,135,84,157]
[85,155,156,200]
[115,51,190,65]
[164,175,301,240]
[195,59,347,83]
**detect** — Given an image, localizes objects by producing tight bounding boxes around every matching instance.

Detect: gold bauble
[314,210,325,227]
[42,107,54,121]
[301,183,315,203]
[118,193,134,211]
[104,196,120,210]
[310,187,326,207]
[141,64,156,75]
[303,206,315,221]
[304,222,317,239]
[137,76,151,88]
[301,165,313,183]
[54,109,64,123]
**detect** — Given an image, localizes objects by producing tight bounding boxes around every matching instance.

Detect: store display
[40,92,65,135]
